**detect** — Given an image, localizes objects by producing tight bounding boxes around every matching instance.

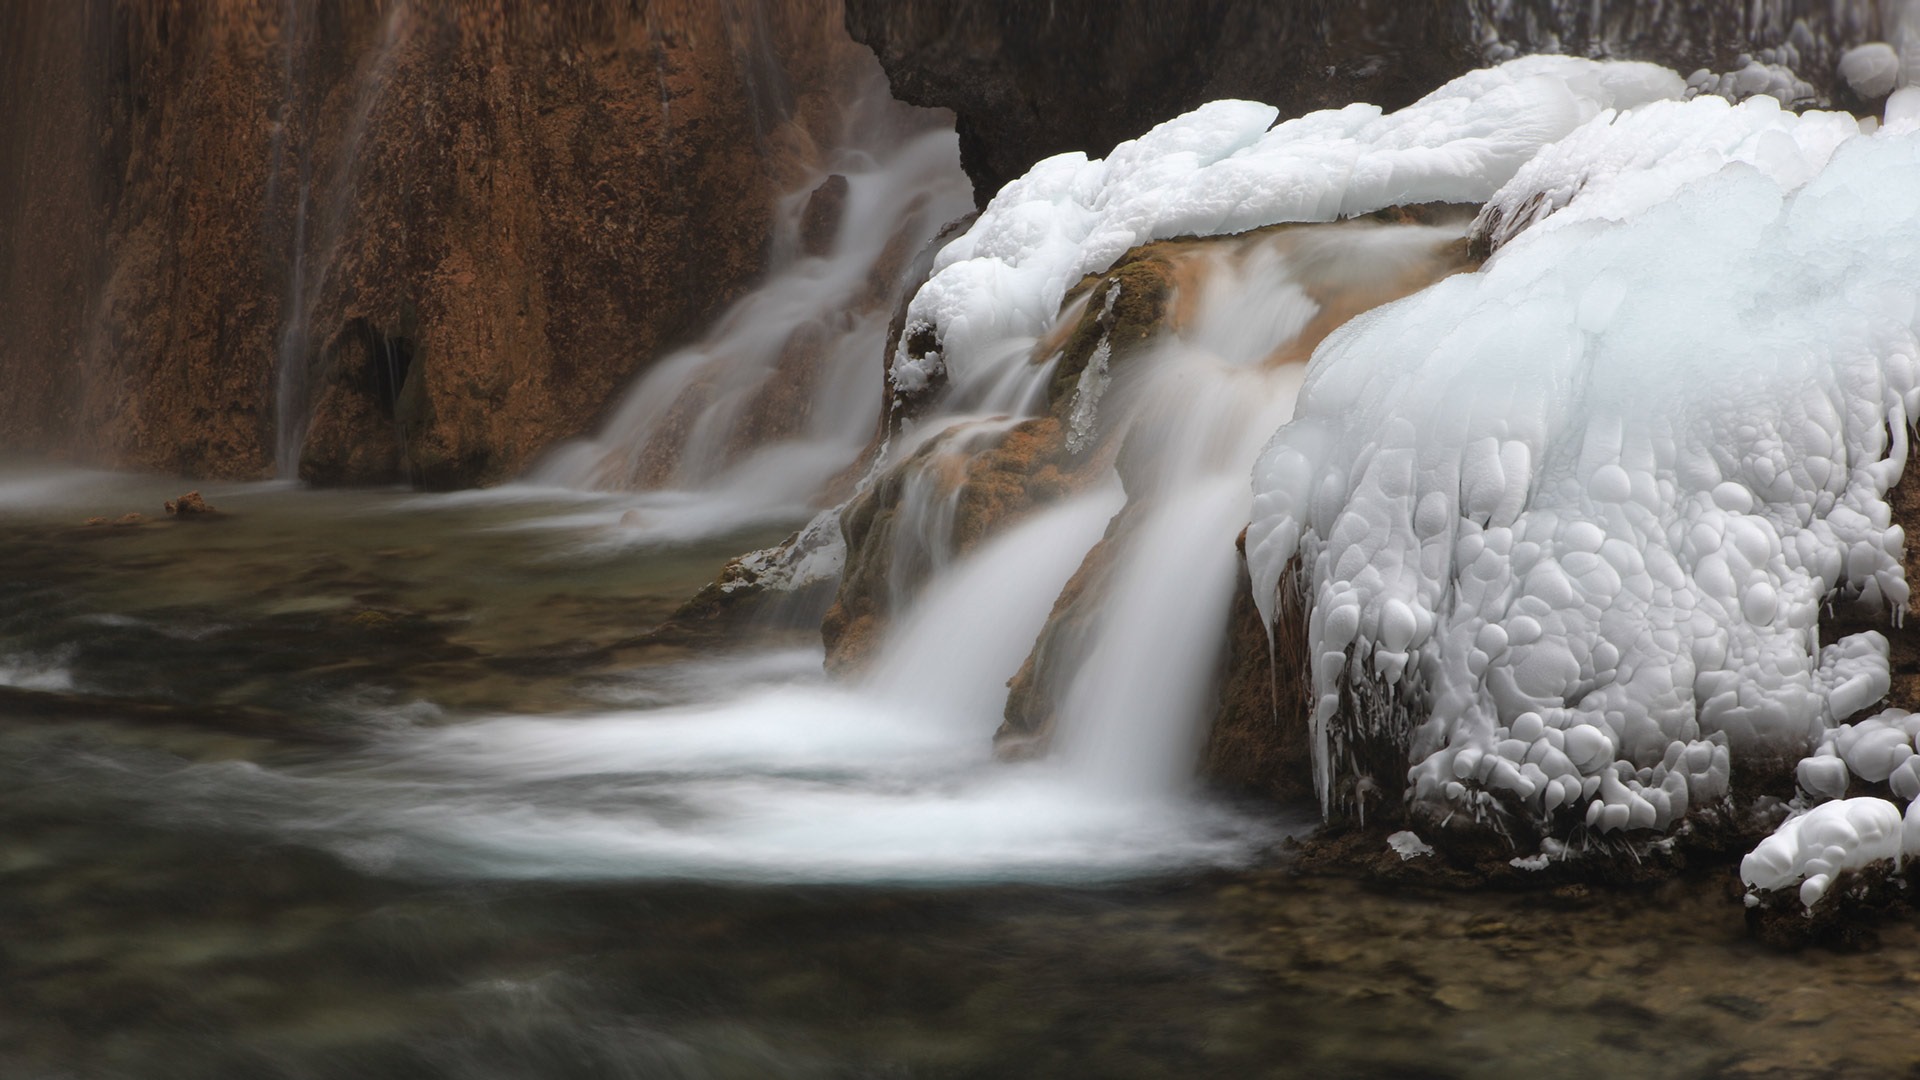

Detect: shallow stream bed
[2,464,1915,1079]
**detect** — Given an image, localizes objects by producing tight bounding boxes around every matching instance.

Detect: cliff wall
[844,0,1888,202]
[0,0,875,485]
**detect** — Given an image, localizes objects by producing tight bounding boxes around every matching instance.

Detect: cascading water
[530,72,973,537]
[272,4,412,479]
[121,219,1468,884]
[1029,223,1475,792]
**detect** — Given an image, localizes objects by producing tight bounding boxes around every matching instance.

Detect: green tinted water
[1,464,1914,1079]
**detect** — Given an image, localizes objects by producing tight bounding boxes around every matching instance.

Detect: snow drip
[1246,97,1920,850]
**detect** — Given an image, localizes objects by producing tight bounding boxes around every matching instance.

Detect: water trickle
[272,4,413,478]
[534,74,973,517]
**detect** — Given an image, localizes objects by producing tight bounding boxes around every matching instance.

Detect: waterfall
[532,72,973,517]
[138,219,1459,885]
[272,4,413,479]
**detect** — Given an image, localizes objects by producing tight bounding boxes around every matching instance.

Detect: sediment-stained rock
[0,0,889,485]
[820,240,1183,673]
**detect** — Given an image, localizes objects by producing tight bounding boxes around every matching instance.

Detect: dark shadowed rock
[799,173,851,257]
[844,0,1890,204]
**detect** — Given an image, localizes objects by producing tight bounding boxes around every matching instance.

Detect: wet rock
[163,491,215,517]
[799,174,851,257]
[651,513,846,649]
[1199,540,1314,804]
[996,512,1124,756]
[1743,860,1916,951]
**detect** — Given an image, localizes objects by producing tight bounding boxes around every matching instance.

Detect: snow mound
[1473,94,1859,254]
[893,56,1685,397]
[1246,101,1920,835]
[1740,797,1910,908]
[1839,43,1902,100]
[1797,706,1920,802]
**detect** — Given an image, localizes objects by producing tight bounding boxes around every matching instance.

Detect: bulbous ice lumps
[1249,88,1920,861]
[1791,706,1920,799]
[1740,796,1906,908]
[1839,43,1901,101]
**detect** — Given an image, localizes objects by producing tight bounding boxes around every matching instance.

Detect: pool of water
[2,463,1915,1079]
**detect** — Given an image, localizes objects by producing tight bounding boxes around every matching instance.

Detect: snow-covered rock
[892,56,1685,399]
[1245,96,1920,836]
[1839,43,1902,100]
[1740,797,1908,908]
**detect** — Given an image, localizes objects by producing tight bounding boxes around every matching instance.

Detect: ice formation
[1472,94,1858,253]
[1839,43,1902,100]
[1684,61,1815,108]
[1387,830,1435,860]
[1751,705,1920,907]
[891,56,1686,399]
[1739,798,1911,908]
[1795,706,1920,802]
[1245,98,1920,846]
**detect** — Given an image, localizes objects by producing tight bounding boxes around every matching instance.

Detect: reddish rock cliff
[0,0,885,486]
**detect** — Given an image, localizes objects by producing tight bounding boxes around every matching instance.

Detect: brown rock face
[843,0,1890,203]
[1200,539,1316,807]
[0,0,892,486]
[163,490,216,516]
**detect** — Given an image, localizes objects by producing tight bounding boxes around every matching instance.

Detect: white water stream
[83,85,1472,884]
[530,74,973,540]
[150,223,1471,885]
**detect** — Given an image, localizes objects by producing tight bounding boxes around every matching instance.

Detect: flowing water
[532,75,974,512]
[5,62,1915,1080]
[3,462,1918,1079]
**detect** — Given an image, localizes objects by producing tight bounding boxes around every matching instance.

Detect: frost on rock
[727,507,848,596]
[894,56,1684,404]
[1245,98,1920,853]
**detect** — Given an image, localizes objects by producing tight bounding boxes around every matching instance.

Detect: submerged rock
[163,491,216,517]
